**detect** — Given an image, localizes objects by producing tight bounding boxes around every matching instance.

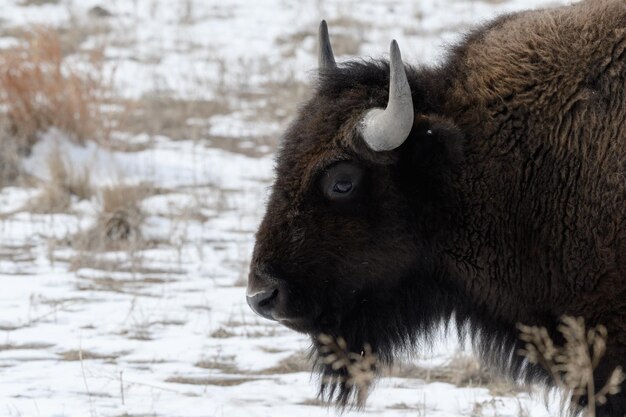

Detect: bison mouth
[306,300,400,408]
[304,279,442,408]
[250,288,381,406]
[248,266,431,407]
[277,316,323,333]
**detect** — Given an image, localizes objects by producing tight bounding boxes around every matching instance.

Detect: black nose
[246,288,279,320]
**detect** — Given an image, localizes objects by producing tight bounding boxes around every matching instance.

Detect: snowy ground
[0,1,575,416]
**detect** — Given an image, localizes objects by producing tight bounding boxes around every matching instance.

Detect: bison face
[247,22,464,404]
[249,155,419,333]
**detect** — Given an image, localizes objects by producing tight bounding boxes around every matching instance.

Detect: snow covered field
[0,1,575,416]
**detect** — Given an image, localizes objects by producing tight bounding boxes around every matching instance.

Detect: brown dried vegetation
[72,183,154,252]
[0,27,108,152]
[317,334,377,406]
[519,316,625,416]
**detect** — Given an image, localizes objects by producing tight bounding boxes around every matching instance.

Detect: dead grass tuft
[165,376,257,386]
[66,254,158,275]
[259,350,310,375]
[72,183,155,252]
[210,327,235,338]
[518,316,625,416]
[389,353,486,384]
[318,334,378,406]
[0,126,23,187]
[0,342,54,351]
[299,398,327,406]
[59,349,124,361]
[0,27,108,154]
[386,351,520,396]
[195,355,239,373]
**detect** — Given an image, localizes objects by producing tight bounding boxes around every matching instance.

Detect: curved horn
[318,20,336,70]
[359,40,414,151]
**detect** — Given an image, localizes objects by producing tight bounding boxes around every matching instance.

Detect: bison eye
[320,161,364,201]
[333,181,353,194]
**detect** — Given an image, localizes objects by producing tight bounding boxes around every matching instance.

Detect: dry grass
[194,350,309,377]
[0,342,54,351]
[259,350,310,375]
[165,376,257,386]
[75,276,168,296]
[195,355,239,374]
[0,27,108,154]
[317,334,378,406]
[0,126,22,187]
[210,327,236,338]
[18,0,60,5]
[313,333,524,407]
[390,354,473,380]
[518,316,625,416]
[67,255,179,276]
[313,317,624,412]
[29,151,94,213]
[276,17,365,58]
[66,182,162,286]
[113,95,228,141]
[72,183,154,252]
[255,79,309,123]
[59,349,124,361]
[323,17,370,56]
[299,398,327,406]
[386,351,520,397]
[471,398,503,417]
[25,147,94,213]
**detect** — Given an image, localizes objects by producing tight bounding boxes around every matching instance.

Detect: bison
[246,1,626,415]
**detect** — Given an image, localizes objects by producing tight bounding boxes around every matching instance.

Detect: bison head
[247,21,465,404]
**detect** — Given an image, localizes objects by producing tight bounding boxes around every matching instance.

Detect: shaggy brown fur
[248,1,626,415]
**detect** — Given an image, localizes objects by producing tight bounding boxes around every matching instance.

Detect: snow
[0,0,576,416]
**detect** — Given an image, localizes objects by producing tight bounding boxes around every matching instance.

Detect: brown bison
[246,1,626,415]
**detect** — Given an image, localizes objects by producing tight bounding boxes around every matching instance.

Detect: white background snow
[0,0,576,416]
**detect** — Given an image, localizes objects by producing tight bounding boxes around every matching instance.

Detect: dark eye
[332,181,353,194]
[320,161,364,201]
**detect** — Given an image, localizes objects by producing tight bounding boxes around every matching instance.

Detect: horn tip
[389,39,403,62]
[320,20,328,32]
[390,40,400,54]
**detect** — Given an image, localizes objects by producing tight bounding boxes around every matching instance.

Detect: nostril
[257,289,278,307]
[246,288,279,320]
[251,288,278,310]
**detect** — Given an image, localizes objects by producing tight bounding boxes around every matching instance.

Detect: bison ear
[407,114,465,170]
